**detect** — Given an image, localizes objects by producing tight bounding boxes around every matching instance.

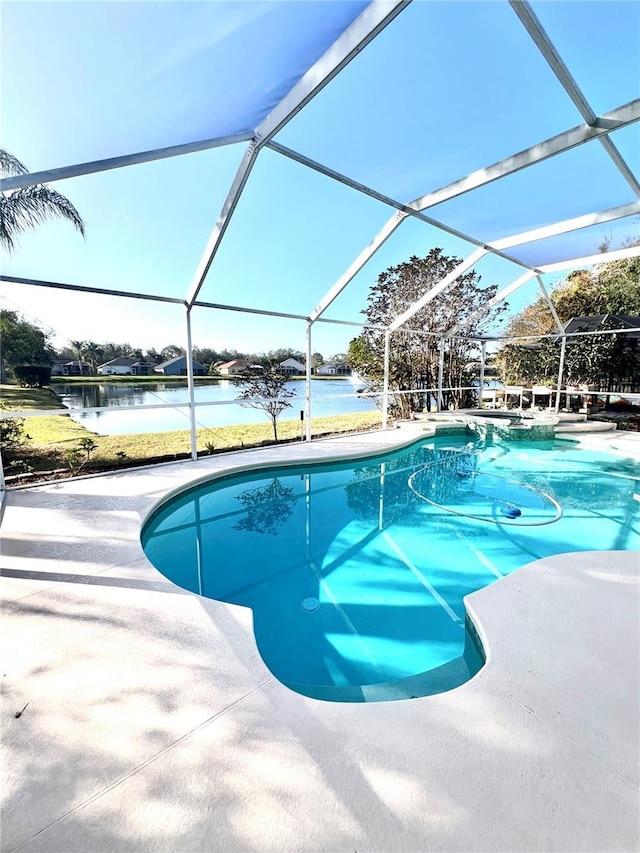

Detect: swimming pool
[141,433,640,702]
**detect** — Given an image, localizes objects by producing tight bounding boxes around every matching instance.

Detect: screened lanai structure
[3,6,640,851]
[1,0,639,468]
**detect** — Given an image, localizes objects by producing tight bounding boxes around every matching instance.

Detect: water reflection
[53,379,378,434]
[233,477,297,535]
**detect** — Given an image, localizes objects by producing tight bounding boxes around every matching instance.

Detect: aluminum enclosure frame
[1,0,639,483]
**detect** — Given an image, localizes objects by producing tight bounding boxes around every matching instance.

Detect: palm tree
[83,341,104,373]
[69,339,87,375]
[0,149,85,252]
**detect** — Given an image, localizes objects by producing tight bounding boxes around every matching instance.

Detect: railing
[2,380,638,490]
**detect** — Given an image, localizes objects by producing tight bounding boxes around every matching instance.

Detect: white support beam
[256,0,410,145]
[0,132,253,193]
[536,276,564,335]
[382,330,390,430]
[309,212,408,322]
[446,225,640,339]
[184,306,198,461]
[510,0,640,197]
[510,0,595,121]
[489,201,640,251]
[409,100,640,213]
[555,336,567,413]
[538,244,640,273]
[478,341,487,409]
[0,274,185,305]
[597,136,640,197]
[185,0,410,308]
[185,141,259,307]
[437,340,445,412]
[444,271,536,338]
[305,321,313,442]
[390,248,488,332]
[536,295,564,340]
[270,139,535,277]
[308,99,637,326]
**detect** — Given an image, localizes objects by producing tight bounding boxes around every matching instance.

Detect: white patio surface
[2,425,639,852]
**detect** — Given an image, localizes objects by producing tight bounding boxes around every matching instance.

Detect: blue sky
[1,0,638,358]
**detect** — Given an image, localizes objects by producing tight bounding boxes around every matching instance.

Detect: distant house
[97,357,137,375]
[132,361,155,376]
[50,357,71,377]
[216,359,249,375]
[50,358,91,377]
[523,314,640,394]
[561,314,640,393]
[316,361,351,376]
[154,356,206,376]
[279,358,306,375]
[557,314,640,342]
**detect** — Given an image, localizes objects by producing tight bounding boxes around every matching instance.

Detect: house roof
[155,355,203,369]
[217,359,248,369]
[562,314,640,337]
[98,357,137,368]
[521,314,640,349]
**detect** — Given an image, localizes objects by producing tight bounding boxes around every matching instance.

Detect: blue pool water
[141,434,640,702]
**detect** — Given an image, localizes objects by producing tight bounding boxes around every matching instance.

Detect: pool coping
[2,423,639,852]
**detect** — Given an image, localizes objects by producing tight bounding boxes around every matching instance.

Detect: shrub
[14,365,52,387]
[0,414,30,452]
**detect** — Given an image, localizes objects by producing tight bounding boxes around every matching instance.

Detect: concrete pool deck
[2,425,639,852]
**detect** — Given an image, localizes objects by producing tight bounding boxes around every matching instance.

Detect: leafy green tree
[0,149,85,252]
[192,347,220,372]
[347,249,506,417]
[495,255,640,388]
[144,348,163,365]
[0,310,51,379]
[159,344,185,362]
[232,365,297,441]
[311,352,324,370]
[252,348,305,368]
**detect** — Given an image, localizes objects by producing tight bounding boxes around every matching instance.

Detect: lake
[53,378,379,435]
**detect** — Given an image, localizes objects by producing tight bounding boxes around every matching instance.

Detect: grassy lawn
[1,384,383,480]
[0,385,66,410]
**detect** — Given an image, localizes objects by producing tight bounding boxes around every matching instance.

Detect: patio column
[437,339,445,412]
[185,305,198,460]
[479,340,487,409]
[305,320,313,441]
[555,335,567,413]
[382,330,390,429]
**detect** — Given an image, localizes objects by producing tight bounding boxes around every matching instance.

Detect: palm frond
[0,184,85,252]
[0,149,29,177]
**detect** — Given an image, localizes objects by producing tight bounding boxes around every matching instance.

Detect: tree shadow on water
[233,477,297,536]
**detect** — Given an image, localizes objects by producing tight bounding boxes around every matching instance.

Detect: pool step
[555,421,617,433]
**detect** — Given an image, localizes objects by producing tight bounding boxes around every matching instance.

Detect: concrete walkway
[2,426,639,852]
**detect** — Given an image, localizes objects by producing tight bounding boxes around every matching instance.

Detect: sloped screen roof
[1,0,639,350]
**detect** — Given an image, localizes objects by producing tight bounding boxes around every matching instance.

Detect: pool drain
[302,597,319,612]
